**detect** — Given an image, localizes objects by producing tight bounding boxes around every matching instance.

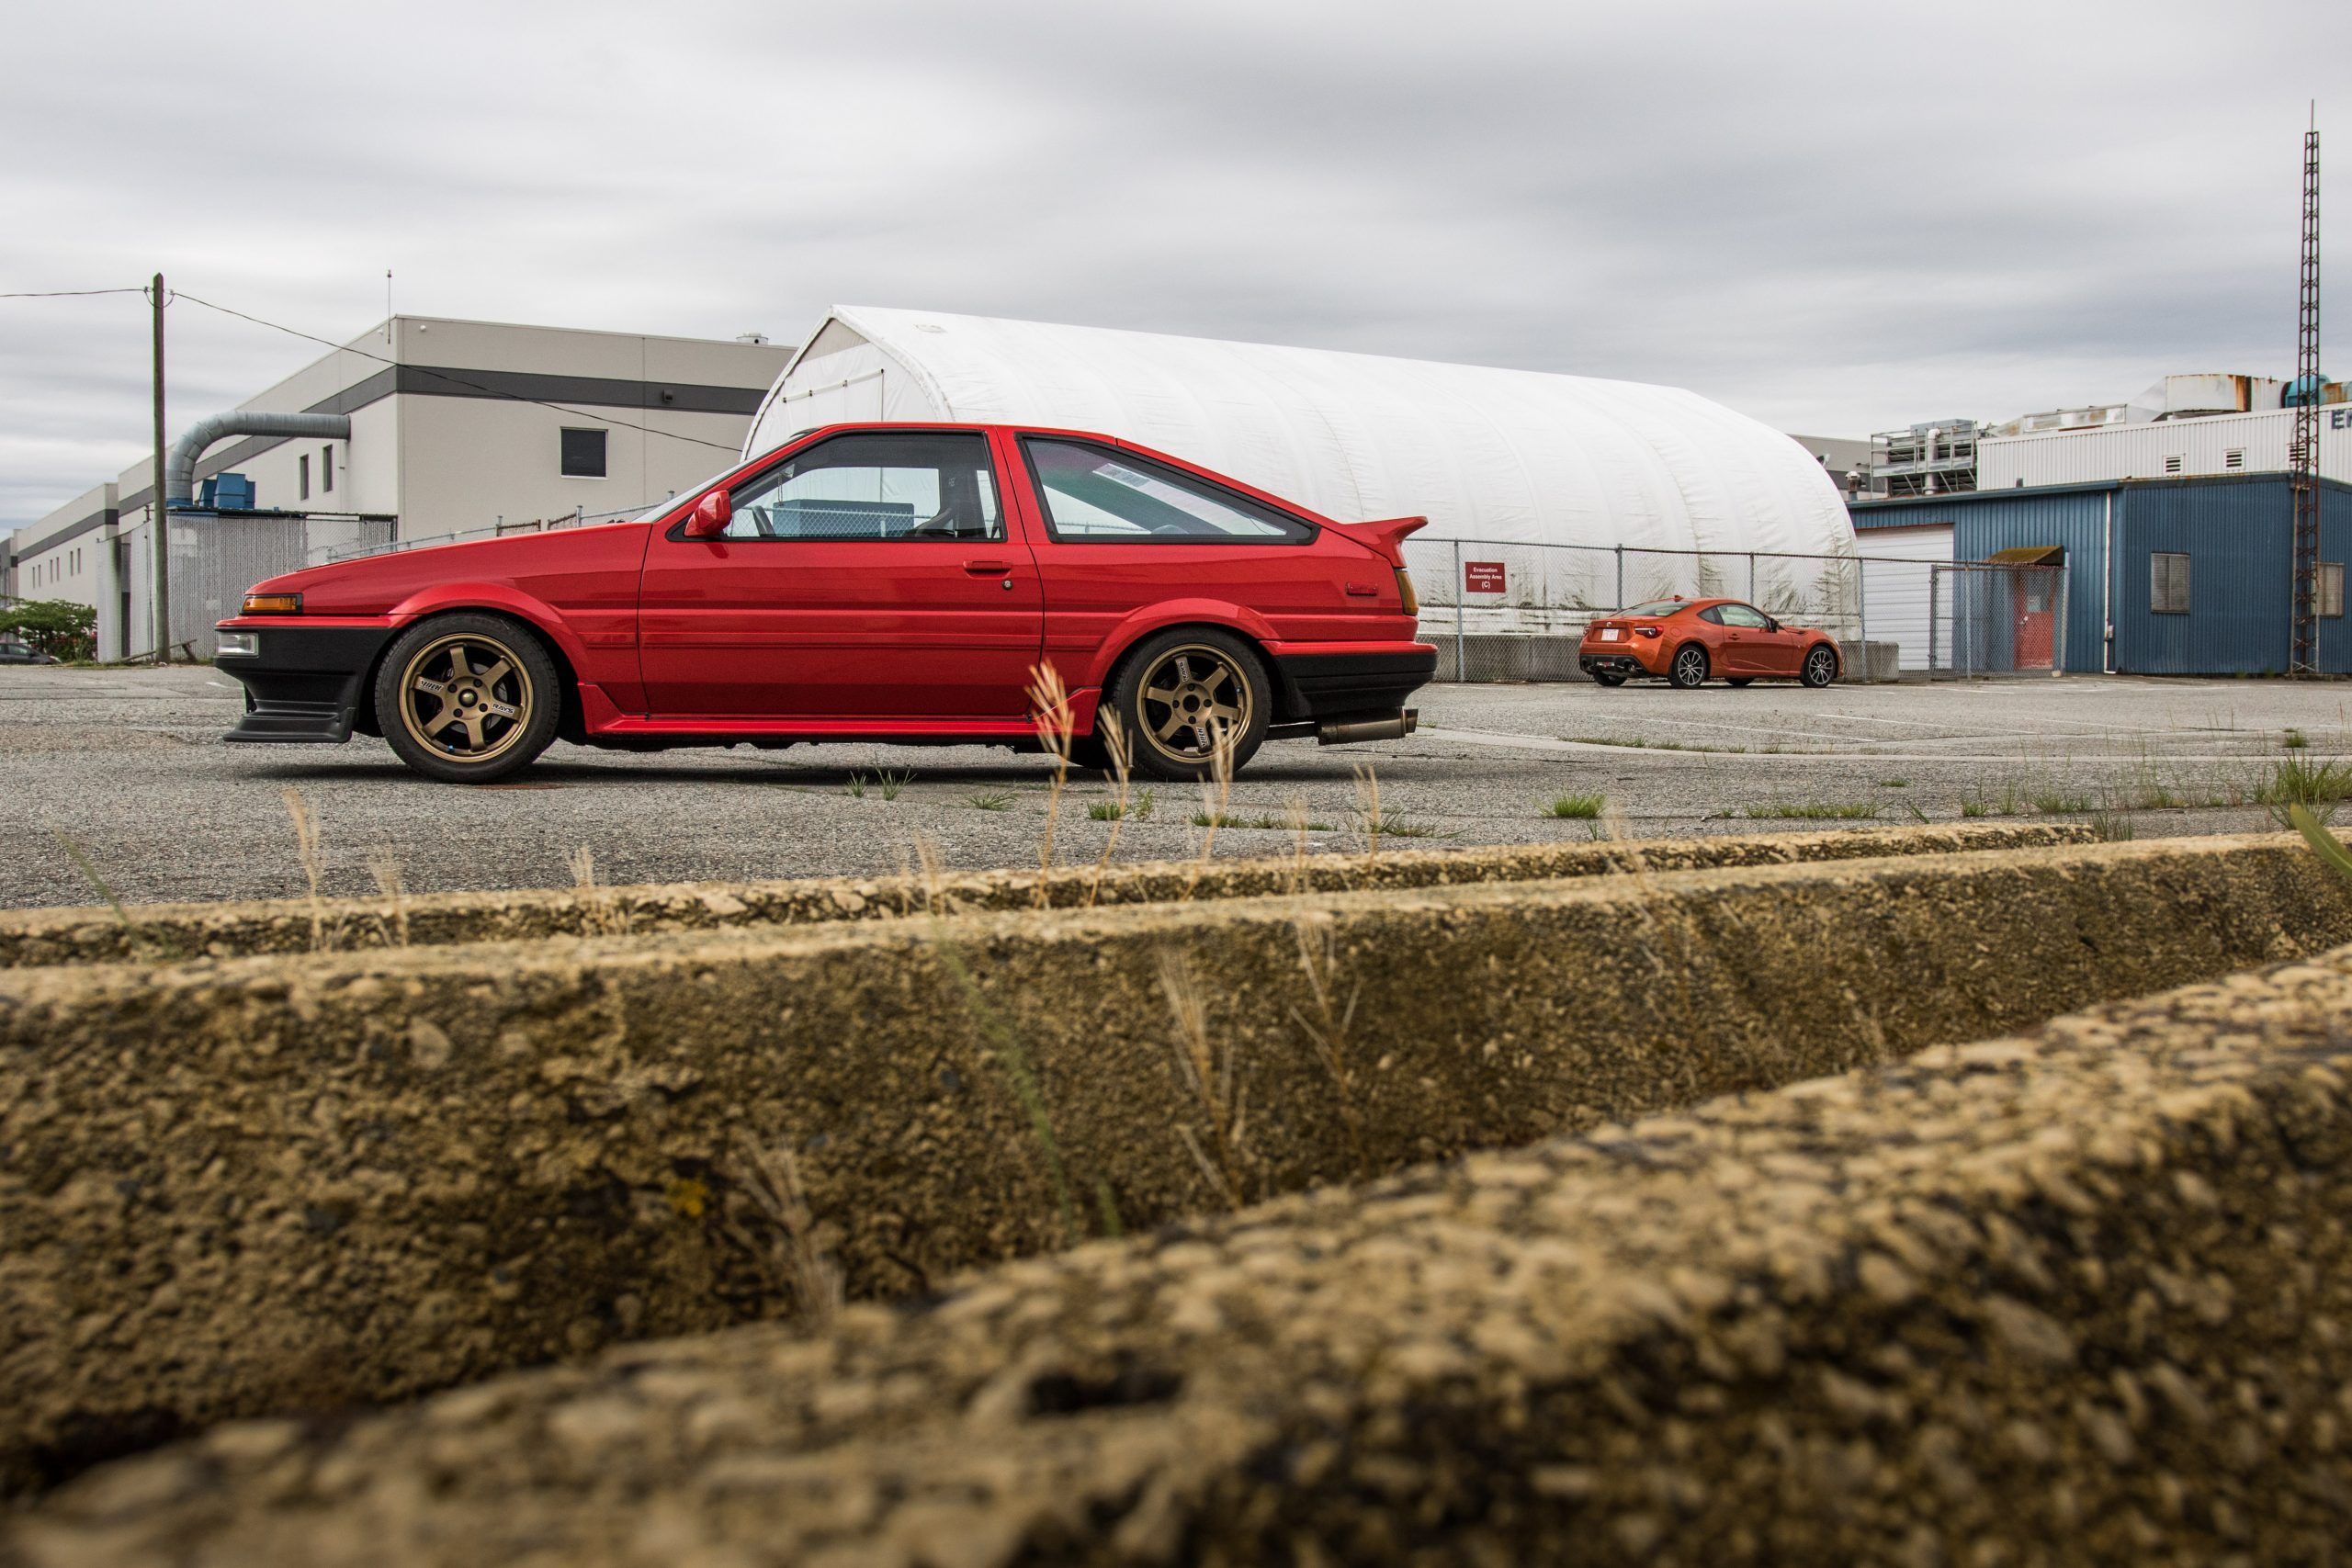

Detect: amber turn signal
[1393,569,1419,616]
[241,592,303,615]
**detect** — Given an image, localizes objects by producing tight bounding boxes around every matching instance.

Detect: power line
[0,287,151,299]
[166,288,746,455]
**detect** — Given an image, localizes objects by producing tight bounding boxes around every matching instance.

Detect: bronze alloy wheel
[396,632,536,762]
[1136,643,1255,764]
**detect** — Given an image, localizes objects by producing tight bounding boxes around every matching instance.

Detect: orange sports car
[1577,596,1840,689]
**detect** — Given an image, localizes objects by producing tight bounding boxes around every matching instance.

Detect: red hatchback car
[215,424,1436,784]
[1578,596,1840,689]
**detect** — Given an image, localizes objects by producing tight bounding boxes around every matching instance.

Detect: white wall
[1979,407,2352,488]
[1856,524,1953,671]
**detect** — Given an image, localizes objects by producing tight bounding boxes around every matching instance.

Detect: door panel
[637,431,1043,718]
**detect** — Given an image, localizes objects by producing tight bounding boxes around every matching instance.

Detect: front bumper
[216,624,396,744]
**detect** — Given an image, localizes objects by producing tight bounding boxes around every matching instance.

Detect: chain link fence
[1406,537,2069,683]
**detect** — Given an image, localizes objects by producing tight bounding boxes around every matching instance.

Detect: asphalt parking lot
[0,664,2343,909]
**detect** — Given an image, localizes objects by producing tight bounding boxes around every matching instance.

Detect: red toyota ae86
[1578,596,1840,689]
[215,424,1436,784]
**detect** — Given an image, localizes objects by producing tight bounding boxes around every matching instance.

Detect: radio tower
[2290,107,2323,674]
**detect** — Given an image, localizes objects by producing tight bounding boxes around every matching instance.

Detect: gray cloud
[4,0,2345,533]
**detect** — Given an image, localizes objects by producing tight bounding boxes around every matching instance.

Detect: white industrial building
[1979,404,2351,489]
[5,318,790,659]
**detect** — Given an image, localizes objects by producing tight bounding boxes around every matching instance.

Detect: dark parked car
[0,641,59,666]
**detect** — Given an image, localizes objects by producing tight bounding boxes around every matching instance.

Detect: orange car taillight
[1394,569,1419,615]
[1634,626,1661,638]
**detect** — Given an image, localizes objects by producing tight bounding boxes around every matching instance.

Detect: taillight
[1393,569,1419,615]
[1634,625,1661,638]
[242,592,302,615]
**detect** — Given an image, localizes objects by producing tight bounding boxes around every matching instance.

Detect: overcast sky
[3,0,2345,533]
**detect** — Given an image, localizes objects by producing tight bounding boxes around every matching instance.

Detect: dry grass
[1288,918,1368,1173]
[724,1138,842,1332]
[1352,762,1384,859]
[1157,947,1250,1208]
[1083,711,1134,908]
[1028,661,1076,904]
[367,849,411,946]
[282,786,331,951]
[1181,731,1237,900]
[568,845,631,937]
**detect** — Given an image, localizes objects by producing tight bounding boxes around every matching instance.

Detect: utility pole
[150,272,169,663]
[2290,109,2323,675]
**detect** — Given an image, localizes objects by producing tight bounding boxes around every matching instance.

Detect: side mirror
[682,490,732,539]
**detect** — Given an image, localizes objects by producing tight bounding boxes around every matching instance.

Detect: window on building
[1021,437,1316,543]
[723,431,1001,541]
[2151,551,2191,615]
[299,454,311,502]
[322,446,334,493]
[2161,456,2184,475]
[2322,563,2346,620]
[560,427,608,479]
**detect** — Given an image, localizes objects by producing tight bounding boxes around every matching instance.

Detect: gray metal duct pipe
[166,411,352,507]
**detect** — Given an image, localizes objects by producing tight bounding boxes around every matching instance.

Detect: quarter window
[560,428,608,479]
[723,431,1001,542]
[2151,551,2191,615]
[1022,437,1314,543]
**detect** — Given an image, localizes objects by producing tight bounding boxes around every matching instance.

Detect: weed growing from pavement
[1549,792,1606,819]
[50,829,156,957]
[2031,792,2093,815]
[1182,732,1238,899]
[2088,810,2136,842]
[2258,756,2352,828]
[2291,804,2352,882]
[876,770,911,801]
[967,791,1016,811]
[568,845,631,937]
[1191,812,1246,829]
[2286,728,2310,750]
[1083,713,1136,908]
[1744,801,1881,821]
[842,773,867,799]
[1288,918,1369,1176]
[1878,778,1910,788]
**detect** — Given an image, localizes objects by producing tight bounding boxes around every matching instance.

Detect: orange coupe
[1578,596,1840,690]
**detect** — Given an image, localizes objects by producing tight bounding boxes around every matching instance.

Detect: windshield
[1617,599,1692,617]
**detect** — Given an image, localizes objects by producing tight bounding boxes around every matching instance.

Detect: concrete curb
[2,834,2344,1496]
[16,900,2352,1561]
[0,823,2090,968]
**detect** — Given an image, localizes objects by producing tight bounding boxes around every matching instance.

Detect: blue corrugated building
[1851,474,2351,675]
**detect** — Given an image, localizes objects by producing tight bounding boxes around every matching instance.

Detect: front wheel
[1801,645,1838,688]
[375,613,561,784]
[1668,644,1709,690]
[1102,628,1271,782]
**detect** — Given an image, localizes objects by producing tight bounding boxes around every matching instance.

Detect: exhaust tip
[1316,709,1418,746]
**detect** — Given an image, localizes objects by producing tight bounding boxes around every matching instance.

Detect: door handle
[963,559,1014,575]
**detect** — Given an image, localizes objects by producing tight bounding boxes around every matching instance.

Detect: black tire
[1801,643,1839,688]
[1589,671,1628,688]
[1102,627,1271,782]
[1725,677,1753,688]
[375,613,562,784]
[1668,643,1710,690]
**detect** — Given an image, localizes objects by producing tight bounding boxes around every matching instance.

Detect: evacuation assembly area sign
[1464,561,1507,594]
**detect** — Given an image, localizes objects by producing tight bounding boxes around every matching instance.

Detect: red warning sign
[1464,561,1507,594]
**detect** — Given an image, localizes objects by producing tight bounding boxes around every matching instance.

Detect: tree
[0,599,97,661]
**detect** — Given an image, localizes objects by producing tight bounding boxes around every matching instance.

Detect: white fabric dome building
[743,308,1857,628]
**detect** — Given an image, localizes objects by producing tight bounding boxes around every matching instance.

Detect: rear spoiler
[1322,515,1428,567]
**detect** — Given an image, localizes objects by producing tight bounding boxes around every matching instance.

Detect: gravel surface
[0,665,2342,908]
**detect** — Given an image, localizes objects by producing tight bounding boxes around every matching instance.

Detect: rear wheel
[1802,644,1838,687]
[376,613,560,784]
[1668,644,1709,690]
[1103,628,1270,782]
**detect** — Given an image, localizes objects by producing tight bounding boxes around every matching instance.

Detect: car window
[1697,605,1724,625]
[725,432,1001,541]
[1022,437,1314,544]
[1717,603,1772,629]
[1620,600,1690,617]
